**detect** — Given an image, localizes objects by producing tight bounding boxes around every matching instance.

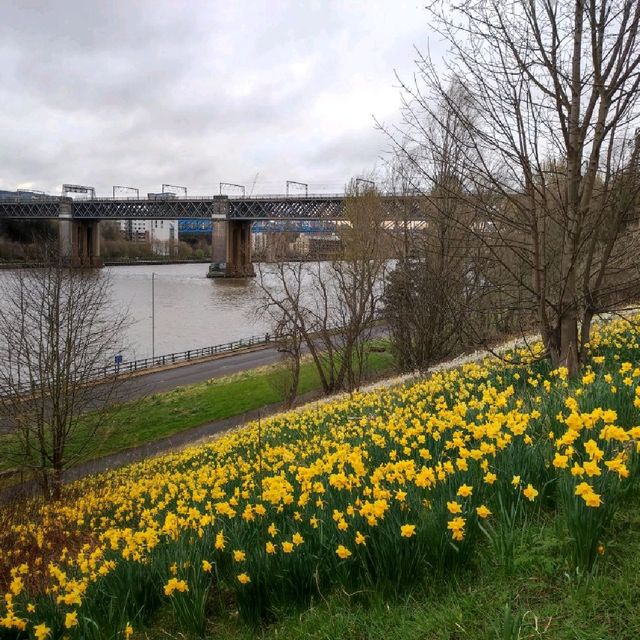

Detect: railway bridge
[0,191,420,277]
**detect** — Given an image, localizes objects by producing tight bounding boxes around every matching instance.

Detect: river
[107,263,270,360]
[0,260,387,363]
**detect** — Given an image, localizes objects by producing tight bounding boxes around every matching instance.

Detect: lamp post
[151,272,155,361]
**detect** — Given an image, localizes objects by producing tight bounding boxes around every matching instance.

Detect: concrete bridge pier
[208,219,255,278]
[208,215,227,277]
[59,205,103,267]
[208,196,255,278]
[226,220,255,277]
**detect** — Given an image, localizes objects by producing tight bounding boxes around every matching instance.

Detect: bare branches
[0,249,128,499]
[255,184,387,395]
[382,0,640,375]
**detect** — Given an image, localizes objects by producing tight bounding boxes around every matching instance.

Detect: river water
[106,263,270,360]
[0,260,387,363]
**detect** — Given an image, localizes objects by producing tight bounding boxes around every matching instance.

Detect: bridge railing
[102,333,274,378]
[0,193,355,205]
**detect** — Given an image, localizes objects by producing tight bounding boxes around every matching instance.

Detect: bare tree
[382,86,488,370]
[0,250,128,499]
[384,0,640,375]
[255,236,306,408]
[256,182,388,395]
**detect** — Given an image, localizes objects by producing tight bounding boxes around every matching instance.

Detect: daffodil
[65,612,78,629]
[335,545,352,559]
[33,624,50,640]
[476,505,491,519]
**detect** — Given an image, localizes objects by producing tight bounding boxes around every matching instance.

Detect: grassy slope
[0,346,396,473]
[144,493,640,640]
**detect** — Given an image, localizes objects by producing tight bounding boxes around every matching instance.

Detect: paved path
[111,324,388,403]
[112,345,286,402]
[0,345,287,434]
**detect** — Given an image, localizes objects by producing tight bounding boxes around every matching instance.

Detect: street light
[151,272,155,361]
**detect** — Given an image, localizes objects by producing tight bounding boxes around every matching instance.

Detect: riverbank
[0,341,396,498]
[0,258,212,269]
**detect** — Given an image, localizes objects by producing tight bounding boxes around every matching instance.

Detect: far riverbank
[0,258,212,269]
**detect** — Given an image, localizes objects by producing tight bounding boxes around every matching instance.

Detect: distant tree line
[0,219,57,262]
[0,220,213,263]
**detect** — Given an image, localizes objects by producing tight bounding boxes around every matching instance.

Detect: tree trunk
[51,466,63,501]
[559,312,580,376]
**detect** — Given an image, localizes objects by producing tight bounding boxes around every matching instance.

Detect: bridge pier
[227,220,255,277]
[208,218,255,278]
[59,207,103,268]
[208,217,227,277]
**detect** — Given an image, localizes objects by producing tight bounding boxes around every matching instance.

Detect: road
[112,324,388,403]
[0,326,388,434]
[112,345,286,401]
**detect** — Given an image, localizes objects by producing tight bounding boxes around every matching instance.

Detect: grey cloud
[0,0,430,196]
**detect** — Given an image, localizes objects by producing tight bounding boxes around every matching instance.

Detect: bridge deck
[0,193,425,221]
[0,194,347,220]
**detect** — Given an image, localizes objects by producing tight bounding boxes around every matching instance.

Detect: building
[117,193,179,253]
[118,218,179,255]
[296,234,342,259]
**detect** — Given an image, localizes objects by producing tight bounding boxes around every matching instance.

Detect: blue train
[178,219,336,235]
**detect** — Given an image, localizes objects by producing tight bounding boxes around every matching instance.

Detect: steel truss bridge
[0,194,347,221]
[0,193,424,221]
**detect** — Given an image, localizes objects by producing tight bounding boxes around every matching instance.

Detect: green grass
[141,492,640,640]
[0,342,396,474]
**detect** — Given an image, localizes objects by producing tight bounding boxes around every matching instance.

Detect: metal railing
[101,313,386,379]
[101,333,273,378]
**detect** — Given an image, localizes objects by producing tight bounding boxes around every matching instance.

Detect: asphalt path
[111,324,388,403]
[112,345,286,402]
[0,326,388,433]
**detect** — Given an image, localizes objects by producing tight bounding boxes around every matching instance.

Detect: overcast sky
[0,1,435,197]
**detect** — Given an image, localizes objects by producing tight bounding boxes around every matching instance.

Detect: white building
[118,219,179,255]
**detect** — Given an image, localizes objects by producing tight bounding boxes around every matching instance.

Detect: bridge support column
[207,220,255,278]
[226,220,255,277]
[208,218,228,277]
[59,206,103,268]
[207,196,254,278]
